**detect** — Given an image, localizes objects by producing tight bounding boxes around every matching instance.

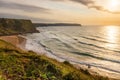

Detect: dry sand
[0,35,26,50]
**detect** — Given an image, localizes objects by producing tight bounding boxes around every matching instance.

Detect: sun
[105,0,119,12]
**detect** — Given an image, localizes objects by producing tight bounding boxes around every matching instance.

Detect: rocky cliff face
[0,18,38,35]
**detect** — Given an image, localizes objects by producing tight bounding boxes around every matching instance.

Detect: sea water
[24,25,120,79]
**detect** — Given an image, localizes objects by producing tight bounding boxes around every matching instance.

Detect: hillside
[0,39,115,80]
[0,18,38,36]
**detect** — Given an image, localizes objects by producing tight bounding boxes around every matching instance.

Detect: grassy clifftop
[0,39,114,80]
[0,18,38,35]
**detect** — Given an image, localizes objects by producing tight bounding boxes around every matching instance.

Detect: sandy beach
[0,35,27,50]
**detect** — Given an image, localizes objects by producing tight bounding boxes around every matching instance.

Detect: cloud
[71,0,94,5]
[72,0,120,14]
[51,0,120,14]
[0,0,49,13]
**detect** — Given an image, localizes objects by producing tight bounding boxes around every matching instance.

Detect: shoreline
[23,35,120,79]
[0,35,119,80]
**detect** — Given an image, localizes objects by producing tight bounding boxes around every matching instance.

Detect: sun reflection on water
[104,26,119,49]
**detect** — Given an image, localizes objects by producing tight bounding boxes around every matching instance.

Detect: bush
[63,61,73,67]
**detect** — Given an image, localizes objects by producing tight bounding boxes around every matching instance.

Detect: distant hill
[34,23,81,27]
[0,18,38,36]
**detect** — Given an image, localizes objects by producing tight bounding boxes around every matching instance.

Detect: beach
[0,35,27,50]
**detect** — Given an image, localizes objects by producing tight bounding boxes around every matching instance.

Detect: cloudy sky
[0,0,120,25]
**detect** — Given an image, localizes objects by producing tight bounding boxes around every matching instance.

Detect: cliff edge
[0,18,38,36]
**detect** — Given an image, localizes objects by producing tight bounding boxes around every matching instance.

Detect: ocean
[24,25,120,79]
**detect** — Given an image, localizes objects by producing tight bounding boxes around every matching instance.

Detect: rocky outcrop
[0,18,38,36]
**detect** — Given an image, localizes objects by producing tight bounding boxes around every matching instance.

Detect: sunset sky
[0,0,120,25]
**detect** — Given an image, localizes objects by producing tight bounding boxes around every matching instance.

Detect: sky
[0,0,120,25]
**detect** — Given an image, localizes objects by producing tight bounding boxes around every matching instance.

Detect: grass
[0,39,116,80]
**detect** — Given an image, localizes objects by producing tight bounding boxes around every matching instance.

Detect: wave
[71,59,120,74]
[81,36,115,44]
[71,51,120,64]
[73,38,120,53]
[49,33,103,51]
[42,33,120,63]
[36,40,120,74]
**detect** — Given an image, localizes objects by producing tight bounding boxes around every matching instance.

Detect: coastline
[0,35,119,80]
[22,36,120,79]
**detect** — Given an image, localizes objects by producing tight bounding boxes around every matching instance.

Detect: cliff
[0,18,38,36]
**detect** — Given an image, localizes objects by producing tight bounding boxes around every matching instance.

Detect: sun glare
[105,26,119,49]
[106,0,119,12]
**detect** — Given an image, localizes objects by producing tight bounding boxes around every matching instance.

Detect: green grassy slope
[0,40,114,80]
[0,18,38,35]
